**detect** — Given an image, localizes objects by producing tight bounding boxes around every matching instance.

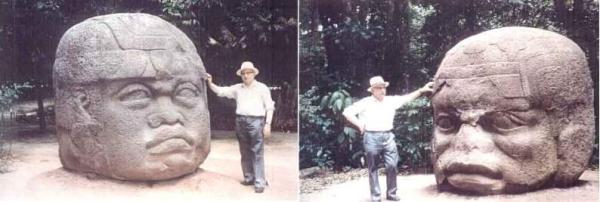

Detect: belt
[364,130,392,133]
[236,114,265,119]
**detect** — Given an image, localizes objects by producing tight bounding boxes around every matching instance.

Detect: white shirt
[211,81,275,116]
[342,95,411,131]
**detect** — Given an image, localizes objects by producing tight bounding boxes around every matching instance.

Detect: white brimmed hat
[236,61,260,76]
[367,76,389,92]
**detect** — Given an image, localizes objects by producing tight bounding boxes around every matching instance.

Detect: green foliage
[0,83,32,111]
[300,86,335,168]
[300,86,363,170]
[393,98,433,171]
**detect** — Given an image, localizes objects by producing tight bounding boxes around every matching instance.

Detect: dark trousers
[363,131,399,200]
[235,115,266,188]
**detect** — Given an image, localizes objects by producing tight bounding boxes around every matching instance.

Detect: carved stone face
[431,27,594,194]
[432,76,556,194]
[53,13,210,181]
[89,71,209,180]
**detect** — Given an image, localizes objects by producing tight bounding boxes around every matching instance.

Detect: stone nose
[453,124,494,153]
[147,111,184,128]
[146,97,185,128]
[459,109,486,126]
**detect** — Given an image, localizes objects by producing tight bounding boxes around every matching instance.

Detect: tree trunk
[35,82,46,130]
[384,0,410,90]
[553,0,568,27]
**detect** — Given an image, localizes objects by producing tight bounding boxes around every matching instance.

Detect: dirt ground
[0,127,299,202]
[301,168,599,202]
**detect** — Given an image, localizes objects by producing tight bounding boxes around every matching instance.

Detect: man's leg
[248,117,266,191]
[382,132,399,200]
[236,116,254,184]
[364,132,383,201]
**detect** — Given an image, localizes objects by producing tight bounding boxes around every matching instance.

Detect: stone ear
[66,91,106,170]
[75,92,90,110]
[555,122,594,186]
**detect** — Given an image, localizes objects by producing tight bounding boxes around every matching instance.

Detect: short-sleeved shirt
[342,95,411,131]
[211,81,275,116]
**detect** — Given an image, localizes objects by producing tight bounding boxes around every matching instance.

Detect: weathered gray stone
[53,13,210,181]
[431,27,594,194]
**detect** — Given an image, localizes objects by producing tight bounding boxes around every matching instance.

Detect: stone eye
[481,112,527,133]
[436,115,458,133]
[174,82,200,107]
[116,84,152,109]
[176,87,198,98]
[175,82,200,98]
[120,89,150,101]
[117,84,151,101]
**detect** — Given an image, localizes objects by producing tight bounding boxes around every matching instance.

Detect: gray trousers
[363,131,399,200]
[235,115,266,188]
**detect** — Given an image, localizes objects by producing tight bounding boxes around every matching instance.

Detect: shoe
[386,195,400,201]
[255,186,265,193]
[240,180,254,186]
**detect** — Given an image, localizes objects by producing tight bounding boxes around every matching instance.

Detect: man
[431,27,594,194]
[343,76,433,202]
[53,13,210,181]
[206,61,275,193]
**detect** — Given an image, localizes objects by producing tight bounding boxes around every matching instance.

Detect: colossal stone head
[53,13,210,181]
[431,27,594,194]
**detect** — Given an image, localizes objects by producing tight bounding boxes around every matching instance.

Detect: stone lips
[53,13,211,181]
[431,27,594,194]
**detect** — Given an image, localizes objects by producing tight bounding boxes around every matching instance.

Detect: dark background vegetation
[0,0,298,132]
[299,0,599,171]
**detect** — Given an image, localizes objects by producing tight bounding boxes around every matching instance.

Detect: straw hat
[367,76,389,92]
[236,61,260,76]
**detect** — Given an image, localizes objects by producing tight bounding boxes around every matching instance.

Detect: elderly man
[343,76,433,202]
[431,27,594,194]
[206,61,275,193]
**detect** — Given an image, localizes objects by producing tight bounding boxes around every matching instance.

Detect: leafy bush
[300,86,363,170]
[0,82,32,111]
[393,97,433,172]
[300,86,335,168]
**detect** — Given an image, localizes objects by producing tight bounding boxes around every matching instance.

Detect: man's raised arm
[206,73,235,98]
[401,81,434,103]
